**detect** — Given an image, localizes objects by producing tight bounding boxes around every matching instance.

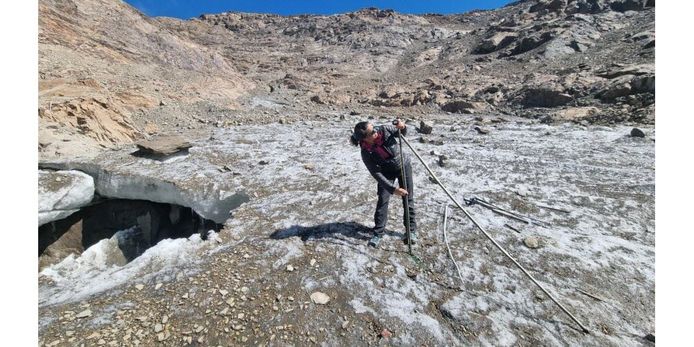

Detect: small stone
[474,126,489,135]
[157,331,169,341]
[380,328,392,338]
[286,265,294,272]
[310,259,316,266]
[97,339,106,345]
[630,128,646,138]
[135,284,144,291]
[238,313,245,319]
[155,283,162,290]
[219,289,229,297]
[161,315,168,324]
[310,292,330,305]
[76,309,92,318]
[154,324,164,333]
[644,333,655,342]
[524,236,541,249]
[241,286,249,294]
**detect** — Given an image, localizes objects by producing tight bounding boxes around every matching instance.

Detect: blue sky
[124,0,514,19]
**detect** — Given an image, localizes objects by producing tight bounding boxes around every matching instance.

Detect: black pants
[373,161,417,235]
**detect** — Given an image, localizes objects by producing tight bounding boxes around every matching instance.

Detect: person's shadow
[269,222,403,242]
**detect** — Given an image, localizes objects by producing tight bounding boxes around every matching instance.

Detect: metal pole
[399,135,590,334]
[443,204,465,288]
[397,127,413,255]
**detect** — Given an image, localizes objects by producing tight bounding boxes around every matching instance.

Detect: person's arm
[361,151,397,193]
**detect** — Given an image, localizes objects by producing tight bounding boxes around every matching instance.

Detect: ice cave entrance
[39,198,221,269]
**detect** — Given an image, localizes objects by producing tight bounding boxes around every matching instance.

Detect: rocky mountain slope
[39,0,654,160]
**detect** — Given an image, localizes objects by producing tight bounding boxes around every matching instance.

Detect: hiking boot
[368,234,382,248]
[403,231,418,245]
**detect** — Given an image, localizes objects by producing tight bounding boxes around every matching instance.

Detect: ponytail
[349,133,360,146]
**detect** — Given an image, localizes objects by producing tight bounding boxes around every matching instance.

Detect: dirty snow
[39,230,222,307]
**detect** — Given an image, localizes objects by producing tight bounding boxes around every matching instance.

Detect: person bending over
[350,119,417,248]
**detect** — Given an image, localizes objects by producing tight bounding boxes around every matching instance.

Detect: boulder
[610,0,646,12]
[542,38,578,58]
[517,85,574,108]
[630,128,646,137]
[630,75,655,93]
[135,135,192,156]
[310,94,326,104]
[530,0,567,13]
[596,64,654,79]
[39,170,95,226]
[378,86,402,99]
[439,100,485,113]
[418,121,433,134]
[412,89,432,105]
[510,32,554,55]
[566,0,609,14]
[554,107,599,121]
[630,31,654,45]
[600,82,632,101]
[474,32,517,54]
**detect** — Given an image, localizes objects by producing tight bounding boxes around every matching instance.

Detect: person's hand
[393,118,406,130]
[394,187,408,196]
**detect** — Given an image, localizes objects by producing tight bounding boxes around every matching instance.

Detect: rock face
[38,170,95,226]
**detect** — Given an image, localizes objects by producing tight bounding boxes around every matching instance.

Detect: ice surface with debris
[38,115,654,346]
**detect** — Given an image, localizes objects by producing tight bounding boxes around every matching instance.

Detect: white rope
[442,204,465,288]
